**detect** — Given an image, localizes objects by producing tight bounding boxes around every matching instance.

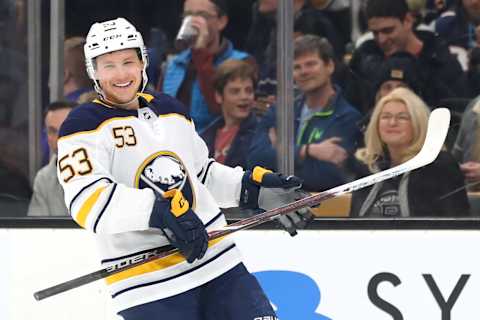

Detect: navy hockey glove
[240,166,312,236]
[149,189,208,263]
[240,166,303,209]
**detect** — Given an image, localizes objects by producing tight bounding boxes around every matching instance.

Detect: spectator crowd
[2,0,480,218]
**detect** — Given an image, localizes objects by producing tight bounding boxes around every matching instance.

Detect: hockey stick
[33,108,450,301]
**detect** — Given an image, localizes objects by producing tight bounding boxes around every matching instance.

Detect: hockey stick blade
[33,108,449,301]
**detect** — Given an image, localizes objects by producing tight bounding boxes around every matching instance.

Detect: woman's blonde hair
[362,87,430,171]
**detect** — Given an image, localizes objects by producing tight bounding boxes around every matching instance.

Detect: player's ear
[64,69,72,84]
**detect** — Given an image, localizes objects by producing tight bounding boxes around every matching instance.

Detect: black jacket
[200,113,257,170]
[350,30,468,110]
[350,151,470,217]
[435,3,474,50]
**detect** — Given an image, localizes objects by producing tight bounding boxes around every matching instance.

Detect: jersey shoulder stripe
[59,102,138,138]
[59,92,192,139]
[140,91,192,121]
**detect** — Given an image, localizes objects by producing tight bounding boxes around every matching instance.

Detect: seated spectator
[0,1,28,130]
[77,90,99,104]
[309,0,352,51]
[63,37,94,102]
[0,127,31,217]
[146,27,169,89]
[350,0,468,112]
[467,43,480,96]
[452,95,480,190]
[41,37,94,165]
[373,51,424,102]
[248,35,362,191]
[435,0,480,50]
[350,87,469,217]
[201,59,257,169]
[424,0,453,26]
[294,4,361,110]
[459,160,480,190]
[28,101,77,216]
[358,51,424,135]
[160,0,254,133]
[244,0,276,70]
[245,0,346,98]
[0,52,27,129]
[294,5,346,57]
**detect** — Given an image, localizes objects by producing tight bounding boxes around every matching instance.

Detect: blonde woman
[350,87,469,217]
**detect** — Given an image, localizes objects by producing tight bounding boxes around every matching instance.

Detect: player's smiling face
[95,48,143,107]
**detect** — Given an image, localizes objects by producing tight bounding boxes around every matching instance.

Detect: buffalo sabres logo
[136,152,195,206]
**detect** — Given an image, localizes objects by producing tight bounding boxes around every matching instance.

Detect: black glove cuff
[240,171,261,209]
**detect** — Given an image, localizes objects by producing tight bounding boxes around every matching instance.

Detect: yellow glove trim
[164,189,190,217]
[252,166,273,184]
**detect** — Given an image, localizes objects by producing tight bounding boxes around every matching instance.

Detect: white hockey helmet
[84,17,149,95]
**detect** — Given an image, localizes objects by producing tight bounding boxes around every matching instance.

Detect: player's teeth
[115,82,131,87]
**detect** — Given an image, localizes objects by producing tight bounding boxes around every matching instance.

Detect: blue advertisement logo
[254,270,331,320]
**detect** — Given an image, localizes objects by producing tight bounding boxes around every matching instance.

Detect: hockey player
[57,17,310,319]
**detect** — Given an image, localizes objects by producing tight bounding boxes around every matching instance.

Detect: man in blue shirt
[248,35,362,191]
[161,0,253,133]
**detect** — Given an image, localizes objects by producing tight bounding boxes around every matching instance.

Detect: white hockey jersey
[57,92,245,312]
